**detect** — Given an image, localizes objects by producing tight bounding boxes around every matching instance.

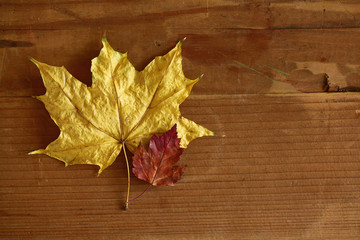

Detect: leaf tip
[177,37,186,47]
[29,57,40,66]
[101,36,115,52]
[102,36,108,43]
[97,165,105,176]
[28,149,44,155]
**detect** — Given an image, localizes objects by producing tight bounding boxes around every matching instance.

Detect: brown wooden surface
[1,1,360,239]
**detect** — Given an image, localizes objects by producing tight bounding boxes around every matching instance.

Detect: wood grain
[1,94,360,239]
[2,0,360,30]
[1,0,360,239]
[3,28,360,96]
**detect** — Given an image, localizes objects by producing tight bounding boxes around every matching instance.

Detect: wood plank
[1,94,360,239]
[2,1,360,239]
[1,0,360,30]
[2,28,360,96]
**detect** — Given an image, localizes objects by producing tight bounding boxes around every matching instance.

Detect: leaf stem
[122,142,130,210]
[127,184,153,204]
[127,138,170,205]
[126,150,164,205]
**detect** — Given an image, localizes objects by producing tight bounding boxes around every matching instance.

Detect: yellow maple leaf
[29,37,214,207]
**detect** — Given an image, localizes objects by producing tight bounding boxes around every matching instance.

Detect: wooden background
[1,0,360,239]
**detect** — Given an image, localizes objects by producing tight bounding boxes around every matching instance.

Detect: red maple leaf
[132,125,186,186]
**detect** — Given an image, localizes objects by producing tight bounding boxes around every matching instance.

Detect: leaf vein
[106,49,124,142]
[47,141,117,153]
[44,68,119,141]
[124,48,179,141]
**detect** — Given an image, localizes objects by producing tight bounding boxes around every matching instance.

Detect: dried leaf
[29,37,214,174]
[132,125,185,186]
